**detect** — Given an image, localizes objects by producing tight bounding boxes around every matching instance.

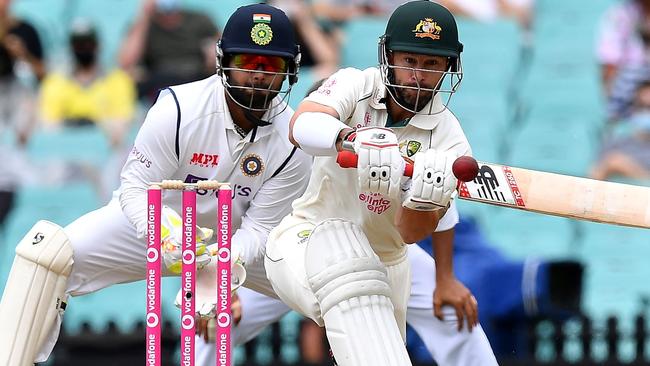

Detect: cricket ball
[452,156,479,182]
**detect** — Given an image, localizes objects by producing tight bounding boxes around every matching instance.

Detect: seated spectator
[40,19,137,200]
[270,0,338,79]
[312,0,385,25]
[0,0,45,84]
[602,3,650,123]
[497,0,534,27]
[40,19,136,148]
[312,0,535,65]
[0,0,40,229]
[0,75,36,229]
[118,0,219,102]
[0,66,37,230]
[605,64,650,122]
[591,80,650,181]
[312,0,533,24]
[597,0,650,95]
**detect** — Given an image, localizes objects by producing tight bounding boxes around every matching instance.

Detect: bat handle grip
[336,150,414,177]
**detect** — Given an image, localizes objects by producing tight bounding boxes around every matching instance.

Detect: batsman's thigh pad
[305,219,412,366]
[385,255,411,339]
[0,220,74,365]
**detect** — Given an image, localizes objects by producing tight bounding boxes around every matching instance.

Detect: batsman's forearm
[395,207,439,244]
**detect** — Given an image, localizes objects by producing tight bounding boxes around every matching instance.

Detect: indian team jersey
[119,74,312,264]
[292,67,471,258]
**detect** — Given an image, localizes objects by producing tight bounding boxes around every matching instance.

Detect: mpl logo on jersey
[190,153,219,168]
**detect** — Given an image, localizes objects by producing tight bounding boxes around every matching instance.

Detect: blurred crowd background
[1,0,650,365]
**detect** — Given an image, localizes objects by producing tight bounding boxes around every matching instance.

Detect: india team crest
[251,24,273,46]
[412,18,442,40]
[240,154,264,177]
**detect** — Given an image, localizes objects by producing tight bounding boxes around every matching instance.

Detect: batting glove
[353,127,405,200]
[402,149,458,211]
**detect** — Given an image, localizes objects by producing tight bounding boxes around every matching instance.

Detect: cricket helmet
[216,3,301,115]
[379,1,463,114]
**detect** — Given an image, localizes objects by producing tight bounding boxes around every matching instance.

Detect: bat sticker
[458,164,526,207]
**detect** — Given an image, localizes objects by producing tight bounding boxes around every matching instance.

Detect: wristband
[292,112,348,156]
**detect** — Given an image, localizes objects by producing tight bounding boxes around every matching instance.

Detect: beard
[228,84,280,110]
[393,85,434,112]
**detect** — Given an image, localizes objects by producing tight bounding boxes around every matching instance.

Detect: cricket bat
[336,151,650,229]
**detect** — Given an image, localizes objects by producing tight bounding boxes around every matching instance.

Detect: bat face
[458,161,650,229]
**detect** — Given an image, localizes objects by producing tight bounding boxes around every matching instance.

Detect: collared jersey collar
[368,77,446,131]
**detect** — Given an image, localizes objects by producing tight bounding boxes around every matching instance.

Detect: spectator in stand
[591,80,650,181]
[599,1,650,125]
[311,0,535,66]
[0,61,36,230]
[597,0,650,95]
[269,0,338,79]
[311,0,385,24]
[594,2,650,182]
[434,0,533,24]
[40,19,136,148]
[118,0,219,102]
[311,0,533,24]
[40,19,136,198]
[0,0,40,230]
[0,0,45,84]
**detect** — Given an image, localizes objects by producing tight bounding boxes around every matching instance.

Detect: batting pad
[0,220,74,366]
[306,219,411,366]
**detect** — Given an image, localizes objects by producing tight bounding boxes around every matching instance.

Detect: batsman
[264,1,495,365]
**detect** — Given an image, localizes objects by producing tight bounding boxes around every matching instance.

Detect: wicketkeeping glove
[402,149,458,211]
[160,206,213,274]
[174,242,247,318]
[353,127,405,200]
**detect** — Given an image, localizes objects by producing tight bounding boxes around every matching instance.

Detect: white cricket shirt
[119,74,312,264]
[292,67,471,259]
